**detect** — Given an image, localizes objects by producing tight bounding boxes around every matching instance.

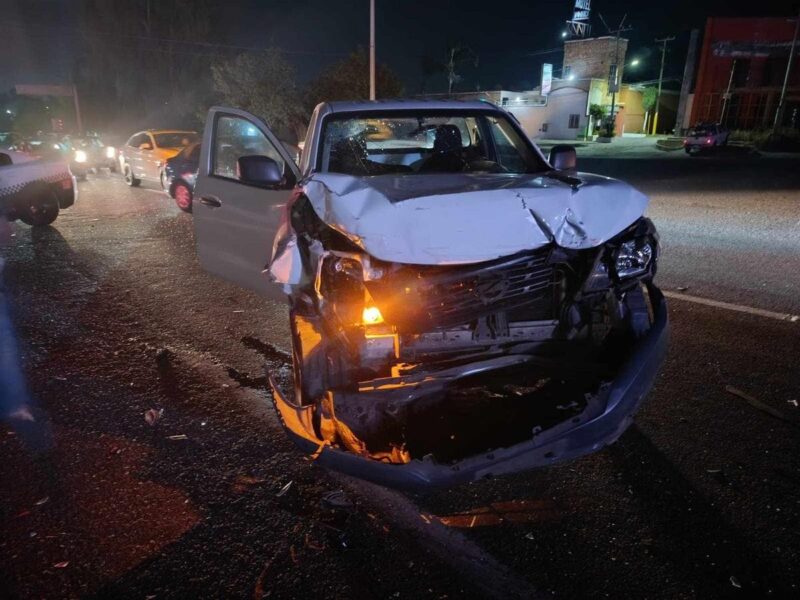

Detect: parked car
[684,123,729,154]
[163,142,199,212]
[119,129,198,187]
[0,148,76,226]
[192,101,669,490]
[62,135,117,178]
[0,132,22,150]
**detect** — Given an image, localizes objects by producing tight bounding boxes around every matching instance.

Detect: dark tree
[305,49,403,112]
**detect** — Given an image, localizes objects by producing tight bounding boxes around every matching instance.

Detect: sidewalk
[534,135,679,159]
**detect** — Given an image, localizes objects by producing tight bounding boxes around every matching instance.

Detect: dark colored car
[63,136,118,178]
[163,142,199,212]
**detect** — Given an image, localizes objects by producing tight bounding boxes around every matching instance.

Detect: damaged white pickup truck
[193,101,668,490]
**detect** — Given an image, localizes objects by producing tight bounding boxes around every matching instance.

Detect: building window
[568,114,580,129]
[541,123,549,133]
[501,97,509,106]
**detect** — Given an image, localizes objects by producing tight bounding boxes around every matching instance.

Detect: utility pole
[652,36,675,134]
[720,58,737,125]
[675,29,699,135]
[772,8,800,131]
[598,13,631,138]
[369,0,376,100]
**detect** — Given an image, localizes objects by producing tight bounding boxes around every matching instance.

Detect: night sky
[0,0,797,95]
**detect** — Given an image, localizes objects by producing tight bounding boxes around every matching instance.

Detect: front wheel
[124,164,140,187]
[173,182,193,213]
[20,191,59,227]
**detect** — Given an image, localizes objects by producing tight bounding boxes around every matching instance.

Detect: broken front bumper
[269,286,669,491]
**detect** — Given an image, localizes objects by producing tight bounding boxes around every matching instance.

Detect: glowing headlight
[74,150,87,163]
[615,239,653,279]
[105,146,115,158]
[362,306,384,325]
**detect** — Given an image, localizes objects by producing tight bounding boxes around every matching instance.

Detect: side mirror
[549,145,577,171]
[139,142,153,151]
[237,155,283,186]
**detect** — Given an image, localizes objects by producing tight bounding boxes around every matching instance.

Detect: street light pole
[772,8,800,131]
[599,13,630,138]
[652,36,675,134]
[369,0,376,101]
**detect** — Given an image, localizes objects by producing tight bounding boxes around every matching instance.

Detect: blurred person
[0,215,52,452]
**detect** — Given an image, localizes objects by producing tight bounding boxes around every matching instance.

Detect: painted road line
[664,291,800,323]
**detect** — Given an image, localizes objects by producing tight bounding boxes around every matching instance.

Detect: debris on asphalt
[144,408,164,426]
[525,532,535,540]
[730,576,742,588]
[34,496,49,506]
[167,434,188,441]
[676,286,689,291]
[725,386,800,428]
[276,481,293,497]
[788,399,798,408]
[237,475,266,486]
[321,490,354,511]
[304,533,325,551]
[53,561,69,569]
[155,347,172,367]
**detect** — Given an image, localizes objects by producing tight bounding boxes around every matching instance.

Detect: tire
[160,170,168,191]
[124,164,140,187]
[20,189,60,227]
[173,182,193,213]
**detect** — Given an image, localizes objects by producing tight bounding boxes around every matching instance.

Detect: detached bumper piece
[270,285,669,491]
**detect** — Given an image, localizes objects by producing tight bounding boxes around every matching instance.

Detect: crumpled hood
[302,171,649,265]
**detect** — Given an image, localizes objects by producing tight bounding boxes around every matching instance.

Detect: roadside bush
[729,128,800,150]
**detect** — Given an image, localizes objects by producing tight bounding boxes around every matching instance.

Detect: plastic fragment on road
[34,496,49,506]
[725,386,800,428]
[144,408,164,426]
[276,481,293,497]
[167,434,188,440]
[320,490,353,511]
[730,576,741,588]
[53,561,69,568]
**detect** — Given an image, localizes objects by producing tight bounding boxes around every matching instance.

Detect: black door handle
[199,196,222,208]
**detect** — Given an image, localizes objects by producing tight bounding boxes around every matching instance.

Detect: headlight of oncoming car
[105,146,115,158]
[74,150,88,163]
[615,238,654,279]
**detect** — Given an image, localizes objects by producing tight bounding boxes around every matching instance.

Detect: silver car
[119,129,198,187]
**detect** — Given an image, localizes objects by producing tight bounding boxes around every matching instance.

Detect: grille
[368,247,558,331]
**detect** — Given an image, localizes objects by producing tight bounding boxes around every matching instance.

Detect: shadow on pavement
[417,425,791,599]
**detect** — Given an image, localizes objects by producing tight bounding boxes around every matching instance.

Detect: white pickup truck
[192,101,668,490]
[0,149,76,226]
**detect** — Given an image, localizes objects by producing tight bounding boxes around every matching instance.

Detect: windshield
[319,111,547,176]
[154,132,197,148]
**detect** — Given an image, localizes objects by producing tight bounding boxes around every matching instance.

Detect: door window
[212,115,285,181]
[128,133,148,148]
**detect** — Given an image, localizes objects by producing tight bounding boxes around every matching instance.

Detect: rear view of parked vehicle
[163,142,199,212]
[0,149,76,226]
[684,123,730,154]
[119,130,198,187]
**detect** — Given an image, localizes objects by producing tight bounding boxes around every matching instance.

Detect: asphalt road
[1,152,799,599]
